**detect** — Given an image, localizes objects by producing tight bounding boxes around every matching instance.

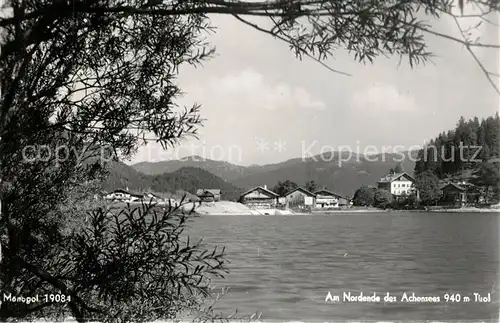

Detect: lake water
[185,212,500,321]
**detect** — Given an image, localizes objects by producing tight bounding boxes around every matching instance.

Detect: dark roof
[196,189,221,196]
[314,190,344,199]
[197,191,215,197]
[111,189,130,194]
[285,187,316,197]
[378,172,415,183]
[440,182,465,191]
[240,186,279,198]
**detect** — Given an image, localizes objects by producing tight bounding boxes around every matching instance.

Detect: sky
[129,5,500,166]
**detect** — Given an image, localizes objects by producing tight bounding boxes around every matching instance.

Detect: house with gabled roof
[440,182,465,204]
[104,189,131,201]
[377,172,416,196]
[284,187,316,209]
[440,182,479,206]
[104,189,144,202]
[314,189,345,208]
[238,185,279,210]
[196,189,221,202]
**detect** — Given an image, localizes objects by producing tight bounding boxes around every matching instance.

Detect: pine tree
[413,114,500,190]
[484,116,500,158]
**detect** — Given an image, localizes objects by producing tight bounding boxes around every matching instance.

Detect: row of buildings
[102,171,480,211]
[196,172,478,209]
[103,186,352,211]
[236,185,352,211]
[195,186,353,211]
[102,189,180,206]
[375,172,482,206]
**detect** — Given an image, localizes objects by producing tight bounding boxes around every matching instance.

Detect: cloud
[185,69,326,111]
[350,83,418,112]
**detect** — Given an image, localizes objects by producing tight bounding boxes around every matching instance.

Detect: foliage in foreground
[0,0,210,319]
[1,201,228,322]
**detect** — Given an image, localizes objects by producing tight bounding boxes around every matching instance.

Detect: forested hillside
[101,162,243,201]
[414,113,500,178]
[414,113,500,203]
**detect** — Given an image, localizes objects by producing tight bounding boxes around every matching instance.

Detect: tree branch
[6,247,102,321]
[231,13,352,76]
[451,15,500,95]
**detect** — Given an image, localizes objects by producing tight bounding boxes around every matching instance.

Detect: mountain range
[108,150,419,198]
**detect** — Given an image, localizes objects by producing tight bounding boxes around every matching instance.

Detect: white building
[377,172,416,196]
[104,189,143,202]
[314,190,341,208]
[104,189,131,200]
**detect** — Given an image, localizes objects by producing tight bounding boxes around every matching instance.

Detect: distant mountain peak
[130,151,417,196]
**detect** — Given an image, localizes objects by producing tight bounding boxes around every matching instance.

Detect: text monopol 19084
[2,293,72,305]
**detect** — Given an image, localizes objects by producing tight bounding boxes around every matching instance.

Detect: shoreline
[313,208,500,213]
[192,202,500,215]
[428,207,499,213]
[105,201,500,215]
[197,208,500,215]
